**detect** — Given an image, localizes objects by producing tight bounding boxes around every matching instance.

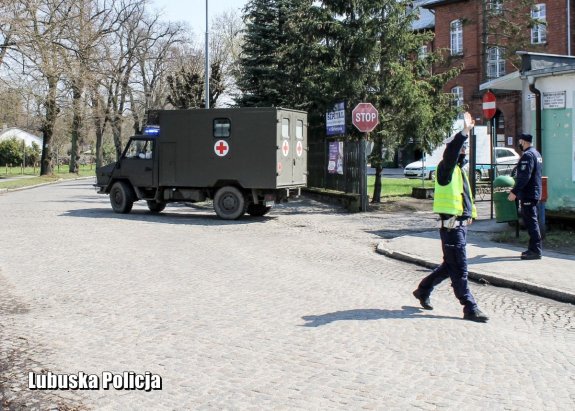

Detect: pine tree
[236,0,285,107]
[235,1,460,201]
[367,1,460,201]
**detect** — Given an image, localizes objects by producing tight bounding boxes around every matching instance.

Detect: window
[487,47,506,79]
[451,86,464,110]
[124,139,153,159]
[531,4,547,44]
[450,20,463,55]
[282,118,290,138]
[496,148,514,159]
[418,45,428,60]
[213,118,231,138]
[487,0,503,15]
[296,120,304,140]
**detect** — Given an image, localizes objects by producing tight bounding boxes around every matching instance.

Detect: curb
[376,243,575,305]
[0,176,94,194]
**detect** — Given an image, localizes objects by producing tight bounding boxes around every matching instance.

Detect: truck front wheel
[247,204,272,217]
[110,181,134,214]
[214,186,245,220]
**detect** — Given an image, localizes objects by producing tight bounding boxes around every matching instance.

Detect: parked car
[494,147,520,176]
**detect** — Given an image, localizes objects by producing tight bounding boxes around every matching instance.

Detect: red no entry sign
[482,91,496,120]
[352,103,379,133]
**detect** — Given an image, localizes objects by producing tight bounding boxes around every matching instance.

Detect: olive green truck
[95,108,307,220]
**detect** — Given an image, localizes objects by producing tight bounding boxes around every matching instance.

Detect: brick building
[419,0,575,147]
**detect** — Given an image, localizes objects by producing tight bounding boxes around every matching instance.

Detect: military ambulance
[95,108,307,220]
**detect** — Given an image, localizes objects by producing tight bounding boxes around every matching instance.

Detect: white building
[0,127,43,148]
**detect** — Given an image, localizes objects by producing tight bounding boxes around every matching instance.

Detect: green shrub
[0,137,23,165]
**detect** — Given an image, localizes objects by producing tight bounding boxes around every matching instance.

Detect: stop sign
[352,103,379,133]
[482,91,496,120]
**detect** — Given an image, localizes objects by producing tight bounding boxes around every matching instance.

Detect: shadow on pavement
[60,207,276,226]
[300,306,461,327]
[467,255,520,263]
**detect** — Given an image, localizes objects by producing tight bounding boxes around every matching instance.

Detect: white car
[494,147,521,176]
[403,147,520,181]
[403,161,438,180]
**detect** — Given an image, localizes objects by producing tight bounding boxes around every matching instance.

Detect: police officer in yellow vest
[413,112,489,323]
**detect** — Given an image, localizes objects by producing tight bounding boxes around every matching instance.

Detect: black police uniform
[511,144,543,257]
[415,132,480,317]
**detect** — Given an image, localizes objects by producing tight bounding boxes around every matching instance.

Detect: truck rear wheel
[147,200,166,213]
[110,181,134,214]
[214,186,245,220]
[247,204,272,217]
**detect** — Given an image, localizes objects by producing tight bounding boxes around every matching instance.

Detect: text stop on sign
[355,112,378,122]
[352,103,379,133]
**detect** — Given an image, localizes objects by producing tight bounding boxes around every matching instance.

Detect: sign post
[352,103,379,212]
[483,90,497,219]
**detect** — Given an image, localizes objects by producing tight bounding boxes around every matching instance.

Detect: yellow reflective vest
[433,166,477,218]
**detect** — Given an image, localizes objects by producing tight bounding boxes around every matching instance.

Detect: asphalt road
[0,180,573,410]
[368,167,404,178]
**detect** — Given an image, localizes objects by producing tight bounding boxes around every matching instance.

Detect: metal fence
[308,138,361,194]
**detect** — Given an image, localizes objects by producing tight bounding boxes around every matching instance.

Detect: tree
[129,16,184,135]
[368,1,460,202]
[26,141,41,165]
[236,0,286,107]
[11,0,73,175]
[60,0,125,173]
[236,0,460,202]
[0,86,24,126]
[166,66,204,109]
[210,9,244,105]
[0,137,23,166]
[481,0,537,76]
[104,0,150,160]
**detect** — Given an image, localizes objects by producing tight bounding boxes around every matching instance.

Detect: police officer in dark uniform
[507,133,543,260]
[412,112,489,323]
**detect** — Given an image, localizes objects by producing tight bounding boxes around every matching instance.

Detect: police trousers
[418,226,477,314]
[520,199,542,255]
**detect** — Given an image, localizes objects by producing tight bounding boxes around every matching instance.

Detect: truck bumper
[94,185,106,194]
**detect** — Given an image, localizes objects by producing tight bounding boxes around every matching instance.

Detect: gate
[307,137,361,194]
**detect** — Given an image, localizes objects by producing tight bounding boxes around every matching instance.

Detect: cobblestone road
[0,180,574,410]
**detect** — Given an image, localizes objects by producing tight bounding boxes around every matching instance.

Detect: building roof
[479,71,522,91]
[421,0,466,8]
[0,128,43,147]
[519,51,575,77]
[480,52,575,91]
[412,0,436,31]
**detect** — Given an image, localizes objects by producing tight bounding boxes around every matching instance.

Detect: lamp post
[205,0,210,109]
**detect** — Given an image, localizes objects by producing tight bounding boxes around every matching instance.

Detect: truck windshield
[124,139,153,159]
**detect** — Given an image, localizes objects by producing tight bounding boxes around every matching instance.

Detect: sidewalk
[0,174,37,183]
[376,218,575,304]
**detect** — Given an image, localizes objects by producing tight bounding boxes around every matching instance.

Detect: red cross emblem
[214,140,229,157]
[296,141,303,157]
[282,140,289,157]
[277,162,282,173]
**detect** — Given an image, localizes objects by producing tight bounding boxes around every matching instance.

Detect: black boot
[463,309,489,323]
[412,289,433,310]
[521,251,541,260]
